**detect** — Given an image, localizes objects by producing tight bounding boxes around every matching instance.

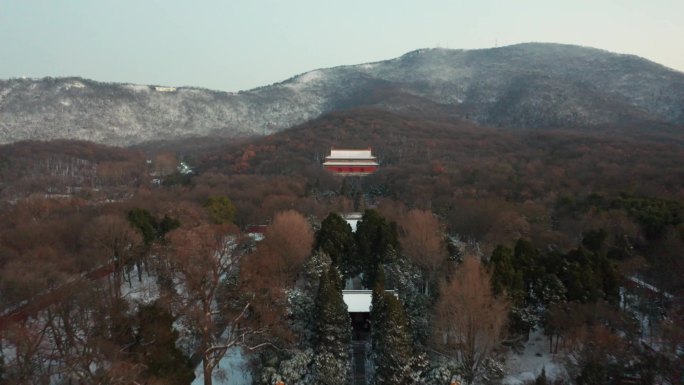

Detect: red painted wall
[324,165,378,173]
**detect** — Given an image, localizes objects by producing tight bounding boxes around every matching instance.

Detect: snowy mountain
[1,43,683,145]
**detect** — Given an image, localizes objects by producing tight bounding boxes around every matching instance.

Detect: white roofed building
[323,147,379,176]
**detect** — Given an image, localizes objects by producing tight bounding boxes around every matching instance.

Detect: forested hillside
[0,107,682,384]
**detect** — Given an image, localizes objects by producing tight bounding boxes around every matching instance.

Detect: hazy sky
[1,0,682,91]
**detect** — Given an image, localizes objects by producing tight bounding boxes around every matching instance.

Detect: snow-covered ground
[191,347,252,385]
[121,268,160,305]
[286,69,325,91]
[120,268,252,385]
[125,84,151,92]
[502,329,567,385]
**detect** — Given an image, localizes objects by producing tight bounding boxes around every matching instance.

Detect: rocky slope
[1,43,682,145]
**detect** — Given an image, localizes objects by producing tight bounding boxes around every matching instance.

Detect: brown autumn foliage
[1,315,52,384]
[432,255,509,384]
[189,172,329,227]
[251,210,314,287]
[166,222,276,385]
[398,208,447,293]
[153,152,178,176]
[195,108,682,255]
[199,110,682,203]
[0,275,140,385]
[0,198,94,309]
[165,220,301,385]
[80,214,143,298]
[0,140,146,200]
[0,246,71,308]
[376,198,408,226]
[545,300,632,355]
[565,323,627,379]
[45,281,140,385]
[0,106,680,383]
[2,109,681,263]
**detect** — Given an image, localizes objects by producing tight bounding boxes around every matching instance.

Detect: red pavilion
[323,147,379,176]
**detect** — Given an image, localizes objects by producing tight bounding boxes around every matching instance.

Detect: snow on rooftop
[343,290,373,312]
[343,212,362,232]
[346,219,359,232]
[343,290,397,312]
[327,149,375,159]
[627,275,673,299]
[323,160,379,166]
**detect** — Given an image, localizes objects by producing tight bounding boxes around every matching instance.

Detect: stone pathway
[352,340,367,385]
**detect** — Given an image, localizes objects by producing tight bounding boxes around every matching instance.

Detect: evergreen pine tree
[315,213,355,276]
[489,244,535,338]
[488,245,524,302]
[513,238,542,292]
[577,361,606,385]
[356,210,399,287]
[203,195,236,224]
[370,266,387,352]
[371,293,418,385]
[127,208,158,245]
[133,303,195,385]
[312,266,352,385]
[385,252,432,345]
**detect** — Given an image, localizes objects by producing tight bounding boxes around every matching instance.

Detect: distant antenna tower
[495,39,498,48]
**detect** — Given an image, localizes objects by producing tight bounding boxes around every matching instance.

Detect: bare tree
[0,246,70,309]
[432,256,509,384]
[42,281,142,385]
[0,316,53,385]
[153,152,178,176]
[259,210,314,286]
[399,209,447,294]
[167,223,277,385]
[80,214,143,300]
[0,279,141,385]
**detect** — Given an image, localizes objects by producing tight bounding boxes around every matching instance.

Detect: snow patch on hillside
[63,81,86,90]
[2,44,683,145]
[0,87,11,103]
[125,84,151,92]
[359,63,378,70]
[154,86,177,92]
[298,70,324,83]
[286,70,325,91]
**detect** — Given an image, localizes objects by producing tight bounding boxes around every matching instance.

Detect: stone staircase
[351,340,367,385]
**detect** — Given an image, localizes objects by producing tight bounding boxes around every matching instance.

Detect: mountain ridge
[1,43,683,146]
